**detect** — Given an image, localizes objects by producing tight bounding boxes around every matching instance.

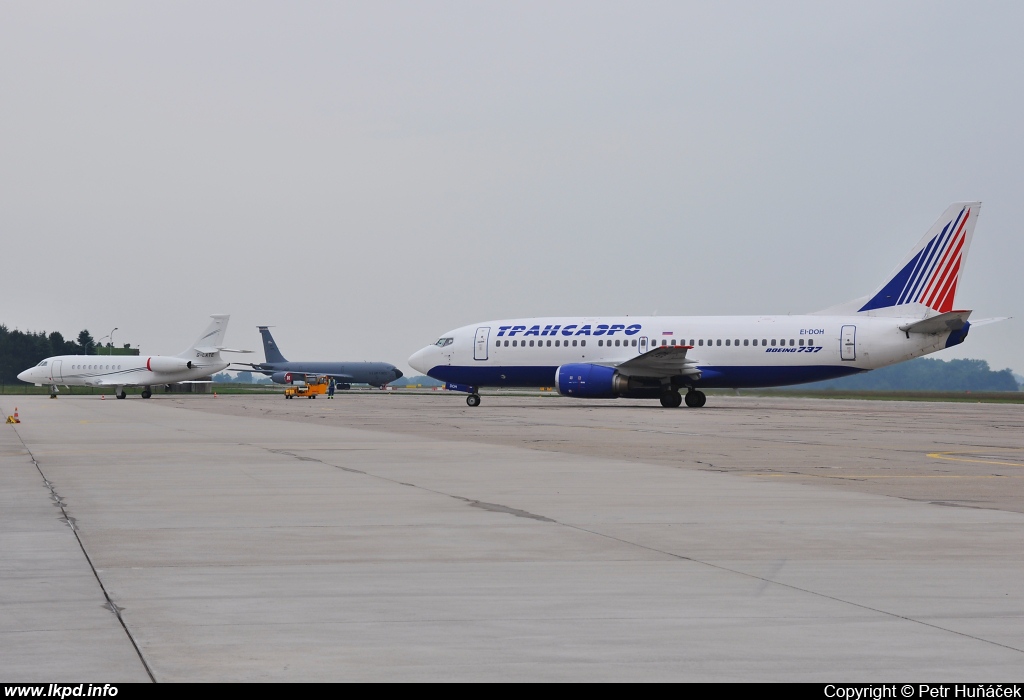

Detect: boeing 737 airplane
[17,314,249,399]
[233,326,404,388]
[410,202,1006,408]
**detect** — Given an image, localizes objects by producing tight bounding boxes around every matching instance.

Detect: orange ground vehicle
[284,375,329,399]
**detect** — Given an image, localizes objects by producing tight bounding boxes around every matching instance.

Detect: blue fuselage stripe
[427,364,865,389]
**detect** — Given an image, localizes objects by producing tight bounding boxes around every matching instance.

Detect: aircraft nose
[393,368,404,380]
[16,369,30,383]
[408,346,433,375]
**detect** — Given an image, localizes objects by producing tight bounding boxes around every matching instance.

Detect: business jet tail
[177,314,231,358]
[813,202,981,318]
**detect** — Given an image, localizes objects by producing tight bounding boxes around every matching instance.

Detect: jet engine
[146,357,193,373]
[271,371,301,384]
[555,363,636,398]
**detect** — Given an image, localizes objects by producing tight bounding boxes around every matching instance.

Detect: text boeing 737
[17,314,250,399]
[410,202,1007,408]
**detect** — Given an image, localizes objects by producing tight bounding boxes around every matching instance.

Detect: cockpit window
[434,338,454,347]
[37,360,48,367]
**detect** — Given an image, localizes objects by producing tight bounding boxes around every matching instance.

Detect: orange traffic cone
[13,408,19,420]
[101,394,105,400]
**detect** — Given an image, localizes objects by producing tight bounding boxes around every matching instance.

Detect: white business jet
[18,314,249,399]
[409,202,1009,408]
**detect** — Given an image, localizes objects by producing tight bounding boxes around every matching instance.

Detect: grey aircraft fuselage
[241,327,404,388]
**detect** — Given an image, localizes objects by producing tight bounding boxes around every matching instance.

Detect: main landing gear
[466,394,481,407]
[659,390,682,408]
[684,389,707,408]
[141,386,152,399]
[659,388,706,408]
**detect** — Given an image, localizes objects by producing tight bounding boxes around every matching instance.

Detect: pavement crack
[7,425,156,682]
[455,498,556,523]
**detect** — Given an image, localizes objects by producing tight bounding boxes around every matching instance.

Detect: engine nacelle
[271,371,303,385]
[555,363,632,398]
[146,356,193,373]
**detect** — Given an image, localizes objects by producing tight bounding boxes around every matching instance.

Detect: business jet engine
[555,363,638,398]
[146,357,193,373]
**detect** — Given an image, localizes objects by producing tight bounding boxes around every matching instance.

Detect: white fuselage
[408,314,966,391]
[17,353,229,389]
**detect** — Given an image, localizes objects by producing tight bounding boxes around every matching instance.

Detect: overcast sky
[2,1,1021,376]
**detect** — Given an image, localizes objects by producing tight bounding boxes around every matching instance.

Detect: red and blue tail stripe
[859,206,971,313]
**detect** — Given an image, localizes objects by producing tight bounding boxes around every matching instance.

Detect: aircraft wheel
[141,388,152,399]
[684,390,706,408]
[659,391,682,408]
[50,393,57,399]
[466,394,481,407]
[116,390,127,400]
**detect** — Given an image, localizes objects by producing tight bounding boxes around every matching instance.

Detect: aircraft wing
[612,345,702,379]
[83,378,129,387]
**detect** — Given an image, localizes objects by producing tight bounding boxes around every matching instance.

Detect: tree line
[794,357,1020,392]
[0,325,130,384]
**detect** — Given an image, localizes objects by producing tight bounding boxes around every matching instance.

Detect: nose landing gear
[466,394,481,407]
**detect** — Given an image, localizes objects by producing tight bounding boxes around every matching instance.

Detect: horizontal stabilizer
[614,345,702,379]
[898,310,971,335]
[967,316,1012,327]
[193,346,253,355]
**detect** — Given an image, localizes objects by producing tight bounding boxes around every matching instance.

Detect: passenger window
[790,339,795,346]
[581,340,586,347]
[598,340,603,346]
[698,339,704,346]
[614,340,620,347]
[632,339,637,346]
[512,340,517,347]
[555,340,560,347]
[743,339,749,346]
[799,339,804,346]
[495,340,500,348]
[725,339,730,346]
[572,340,578,347]
[504,340,509,347]
[771,339,776,346]
[546,340,551,347]
[529,340,534,347]
[716,340,721,346]
[808,339,814,346]
[662,340,667,346]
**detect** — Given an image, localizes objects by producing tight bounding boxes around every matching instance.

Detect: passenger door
[638,336,648,354]
[474,327,490,361]
[49,360,63,383]
[841,325,857,361]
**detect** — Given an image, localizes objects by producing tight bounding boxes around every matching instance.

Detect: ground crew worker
[328,378,336,399]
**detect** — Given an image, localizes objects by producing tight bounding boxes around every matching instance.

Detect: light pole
[109,328,118,355]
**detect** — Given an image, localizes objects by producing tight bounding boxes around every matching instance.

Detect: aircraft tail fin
[813,202,981,317]
[177,315,231,358]
[258,326,288,363]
